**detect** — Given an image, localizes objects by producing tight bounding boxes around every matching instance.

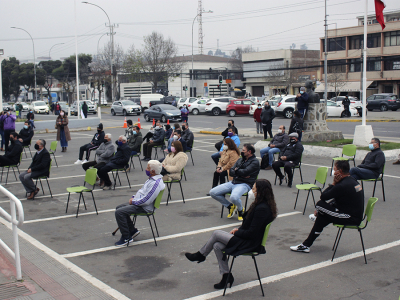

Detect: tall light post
[82,1,114,101]
[11,27,37,101]
[191,9,212,97]
[49,43,64,59]
[0,49,5,111]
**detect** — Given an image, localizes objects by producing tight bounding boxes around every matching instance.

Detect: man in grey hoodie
[82,133,115,174]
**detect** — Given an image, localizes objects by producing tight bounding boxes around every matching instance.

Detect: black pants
[212,170,228,188]
[215,140,223,151]
[263,123,273,139]
[79,144,98,161]
[0,155,17,167]
[115,203,147,238]
[303,200,360,247]
[142,141,163,158]
[97,162,122,187]
[4,130,12,151]
[143,132,154,143]
[343,105,350,117]
[81,161,106,171]
[272,160,295,181]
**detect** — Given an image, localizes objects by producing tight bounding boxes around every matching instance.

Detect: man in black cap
[74,123,105,164]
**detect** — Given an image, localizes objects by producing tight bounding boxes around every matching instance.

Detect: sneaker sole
[290,247,310,253]
[131,231,141,239]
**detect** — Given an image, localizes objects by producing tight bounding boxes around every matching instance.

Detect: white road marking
[4,174,86,185]
[21,155,62,161]
[185,239,400,300]
[62,212,300,258]
[0,217,130,300]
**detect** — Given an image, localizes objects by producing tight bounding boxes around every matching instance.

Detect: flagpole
[362,0,367,126]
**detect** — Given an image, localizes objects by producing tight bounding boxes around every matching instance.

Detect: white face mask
[173,135,178,140]
[248,189,255,200]
[222,145,228,151]
[277,129,282,134]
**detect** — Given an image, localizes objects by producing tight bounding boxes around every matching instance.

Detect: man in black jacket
[350,138,385,180]
[127,126,143,155]
[74,123,105,164]
[19,139,51,200]
[82,101,88,118]
[209,144,260,221]
[260,101,275,139]
[181,123,194,150]
[98,135,131,190]
[290,160,364,253]
[0,132,23,167]
[142,121,165,161]
[18,121,34,147]
[214,120,238,151]
[342,96,351,117]
[272,132,304,187]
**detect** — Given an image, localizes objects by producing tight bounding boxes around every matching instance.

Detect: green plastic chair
[164,168,185,205]
[360,164,385,202]
[32,159,53,199]
[222,222,272,297]
[23,141,32,158]
[153,144,166,160]
[294,167,328,215]
[1,152,22,184]
[66,168,98,218]
[111,166,131,190]
[330,144,356,176]
[274,154,303,185]
[48,141,58,167]
[331,197,378,264]
[129,145,143,171]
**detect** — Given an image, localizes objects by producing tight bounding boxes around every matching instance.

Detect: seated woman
[165,123,181,152]
[212,137,240,189]
[185,179,277,289]
[161,140,188,181]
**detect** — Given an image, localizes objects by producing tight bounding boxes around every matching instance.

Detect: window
[233,101,241,105]
[328,60,346,73]
[383,56,400,70]
[285,98,296,103]
[368,33,381,48]
[243,100,252,105]
[328,37,346,51]
[384,31,400,46]
[349,34,381,49]
[199,100,206,104]
[349,35,363,50]
[350,58,362,72]
[367,57,381,71]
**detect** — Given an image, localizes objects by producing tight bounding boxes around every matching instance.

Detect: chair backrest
[85,168,98,186]
[18,152,23,164]
[261,223,272,247]
[342,144,357,158]
[50,141,58,152]
[153,189,165,209]
[315,167,328,185]
[365,197,378,222]
[380,164,385,177]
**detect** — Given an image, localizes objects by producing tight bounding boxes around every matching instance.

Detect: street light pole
[0,50,4,111]
[11,27,36,101]
[49,43,64,59]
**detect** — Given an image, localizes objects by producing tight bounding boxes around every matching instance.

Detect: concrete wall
[15,117,101,131]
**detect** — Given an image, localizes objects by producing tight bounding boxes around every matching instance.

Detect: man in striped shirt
[114,160,165,247]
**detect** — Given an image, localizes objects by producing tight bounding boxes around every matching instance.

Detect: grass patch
[302,139,400,151]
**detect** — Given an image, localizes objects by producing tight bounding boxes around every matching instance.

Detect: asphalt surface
[1,125,400,300]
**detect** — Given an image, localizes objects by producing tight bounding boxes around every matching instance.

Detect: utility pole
[198,0,204,54]
[324,0,328,102]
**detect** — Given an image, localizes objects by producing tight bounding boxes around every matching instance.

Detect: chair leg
[274,174,277,185]
[299,167,303,182]
[152,214,159,237]
[147,216,157,246]
[129,157,134,171]
[23,148,28,158]
[220,205,224,218]
[53,153,58,167]
[332,228,341,251]
[91,191,98,215]
[179,181,185,203]
[6,167,10,184]
[138,156,143,171]
[28,147,32,158]
[294,190,300,209]
[66,193,71,213]
[303,190,311,215]
[166,183,171,205]
[125,171,131,188]
[252,255,264,297]
[359,230,367,264]
[244,194,248,211]
[330,160,334,176]
[311,190,316,206]
[112,171,116,190]
[372,181,377,197]
[331,228,344,261]
[190,151,194,166]
[46,178,53,198]
[39,179,45,195]
[223,256,235,296]
[183,169,187,181]
[381,180,385,202]
[112,227,120,236]
[76,193,82,218]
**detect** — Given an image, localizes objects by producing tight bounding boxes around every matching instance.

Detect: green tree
[1,57,21,101]
[38,60,62,103]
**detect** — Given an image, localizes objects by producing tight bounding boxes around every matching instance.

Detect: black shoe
[206,193,210,196]
[214,273,234,289]
[185,251,206,263]
[278,176,284,186]
[288,180,292,188]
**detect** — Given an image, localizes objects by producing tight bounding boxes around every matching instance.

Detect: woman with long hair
[161,140,188,181]
[185,179,277,289]
[56,110,71,152]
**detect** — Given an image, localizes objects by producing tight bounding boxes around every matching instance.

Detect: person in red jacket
[253,104,263,134]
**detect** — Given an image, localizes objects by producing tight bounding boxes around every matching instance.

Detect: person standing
[55,102,61,115]
[181,104,189,123]
[0,112,16,151]
[50,102,55,114]
[0,111,5,151]
[342,96,351,117]
[295,87,309,118]
[56,110,71,152]
[260,101,275,139]
[82,101,88,119]
[253,104,263,135]
[27,110,35,129]
[17,102,23,118]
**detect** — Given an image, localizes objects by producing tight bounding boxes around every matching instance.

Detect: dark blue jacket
[296,93,309,110]
[110,143,131,166]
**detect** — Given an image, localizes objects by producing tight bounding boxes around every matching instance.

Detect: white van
[140,94,163,111]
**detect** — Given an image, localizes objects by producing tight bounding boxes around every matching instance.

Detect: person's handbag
[260,154,269,169]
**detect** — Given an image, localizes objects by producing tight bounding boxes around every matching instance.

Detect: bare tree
[230,46,256,70]
[327,67,347,97]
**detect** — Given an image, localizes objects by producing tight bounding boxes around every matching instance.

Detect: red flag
[375,0,386,30]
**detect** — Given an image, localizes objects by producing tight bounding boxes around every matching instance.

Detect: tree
[327,67,347,97]
[230,46,256,71]
[2,57,21,101]
[38,60,62,103]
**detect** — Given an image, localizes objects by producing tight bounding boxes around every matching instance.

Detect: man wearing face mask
[272,132,304,188]
[290,160,363,253]
[349,138,385,181]
[19,139,51,200]
[0,132,23,167]
[18,121,34,147]
[211,128,240,165]
[214,120,238,151]
[127,126,143,156]
[210,144,260,221]
[295,87,309,118]
[142,121,165,161]
[253,104,263,135]
[82,133,115,175]
[181,123,194,150]
[260,101,275,139]
[98,135,131,190]
[74,123,105,164]
[114,160,165,246]
[260,125,289,170]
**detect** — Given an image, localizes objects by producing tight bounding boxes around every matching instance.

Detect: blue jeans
[298,108,307,118]
[211,152,220,165]
[0,129,4,148]
[60,128,68,147]
[350,167,378,181]
[131,151,138,156]
[209,182,251,211]
[260,147,280,166]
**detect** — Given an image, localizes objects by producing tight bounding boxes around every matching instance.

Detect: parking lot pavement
[1,129,400,299]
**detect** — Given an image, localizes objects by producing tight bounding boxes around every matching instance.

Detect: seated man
[127,125,143,155]
[19,139,51,200]
[0,132,23,167]
[125,119,134,137]
[214,120,238,151]
[210,144,259,221]
[18,120,34,147]
[165,129,187,154]
[290,160,364,253]
[181,123,194,150]
[74,123,105,164]
[211,127,240,165]
[272,132,303,188]
[98,135,131,190]
[114,160,165,246]
[142,121,165,161]
[260,125,289,170]
[350,138,385,180]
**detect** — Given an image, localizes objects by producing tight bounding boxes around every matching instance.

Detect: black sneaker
[115,236,133,247]
[130,228,141,239]
[290,244,310,253]
[288,180,292,188]
[279,176,284,186]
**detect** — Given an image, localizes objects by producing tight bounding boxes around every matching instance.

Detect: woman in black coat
[185,179,278,289]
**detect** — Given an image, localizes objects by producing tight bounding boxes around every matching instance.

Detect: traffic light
[218,75,223,83]
[217,85,221,90]
[183,86,185,91]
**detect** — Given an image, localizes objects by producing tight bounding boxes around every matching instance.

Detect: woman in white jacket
[162,140,188,181]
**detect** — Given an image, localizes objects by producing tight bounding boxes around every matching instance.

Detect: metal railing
[0,185,24,280]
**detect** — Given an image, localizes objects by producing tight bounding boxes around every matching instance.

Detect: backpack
[292,121,301,135]
[260,154,269,169]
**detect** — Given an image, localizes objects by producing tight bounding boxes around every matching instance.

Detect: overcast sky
[1,0,399,62]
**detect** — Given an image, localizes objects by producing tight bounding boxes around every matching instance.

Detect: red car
[226,99,255,117]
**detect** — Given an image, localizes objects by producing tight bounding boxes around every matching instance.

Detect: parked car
[177,97,188,108]
[226,99,254,117]
[178,97,197,109]
[110,100,141,116]
[58,102,69,115]
[249,96,264,104]
[275,95,297,118]
[187,98,208,115]
[20,102,29,111]
[329,96,361,108]
[2,103,14,112]
[249,99,278,115]
[70,100,97,116]
[366,93,400,111]
[143,104,182,123]
[205,97,236,116]
[140,94,164,111]
[326,100,359,117]
[29,101,49,114]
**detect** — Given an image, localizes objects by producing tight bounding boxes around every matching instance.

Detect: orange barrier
[123,117,127,128]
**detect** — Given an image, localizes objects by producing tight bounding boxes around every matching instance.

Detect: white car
[29,101,49,114]
[275,95,297,118]
[249,99,278,115]
[326,100,359,117]
[205,97,236,116]
[329,96,361,108]
[21,102,29,111]
[187,98,208,115]
[70,100,97,116]
[249,96,264,104]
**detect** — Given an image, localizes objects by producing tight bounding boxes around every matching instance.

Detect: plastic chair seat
[295,184,320,190]
[333,221,365,229]
[332,157,352,161]
[66,186,92,193]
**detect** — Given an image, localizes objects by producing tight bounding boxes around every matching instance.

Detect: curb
[327,119,400,122]
[199,130,223,135]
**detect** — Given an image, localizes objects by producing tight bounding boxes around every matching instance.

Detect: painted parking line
[185,239,400,300]
[62,212,300,258]
[21,155,63,161]
[4,174,86,185]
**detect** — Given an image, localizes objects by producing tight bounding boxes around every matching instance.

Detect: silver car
[187,98,208,115]
[111,100,141,116]
[70,100,97,116]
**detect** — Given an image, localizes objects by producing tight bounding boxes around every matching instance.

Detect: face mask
[155,126,160,129]
[241,151,245,158]
[24,125,28,129]
[265,105,269,108]
[172,126,175,130]
[369,144,374,150]
[145,170,151,177]
[60,112,64,116]
[34,144,40,150]
[29,111,33,113]
[277,129,282,134]
[182,126,186,130]
[290,139,296,143]
[300,91,304,94]
[227,132,233,137]
[258,106,261,109]
[171,146,176,153]
[228,123,232,127]
[222,145,228,151]
[10,138,15,143]
[117,141,123,147]
[173,135,178,141]
[132,130,137,135]
[97,129,102,133]
[248,189,255,201]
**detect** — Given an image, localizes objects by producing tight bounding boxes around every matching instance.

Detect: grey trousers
[115,203,147,238]
[19,171,36,193]
[256,122,263,134]
[200,230,234,275]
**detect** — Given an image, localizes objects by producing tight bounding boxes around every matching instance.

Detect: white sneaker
[74,159,83,164]
[290,244,310,253]
[82,159,88,164]
[309,214,317,222]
